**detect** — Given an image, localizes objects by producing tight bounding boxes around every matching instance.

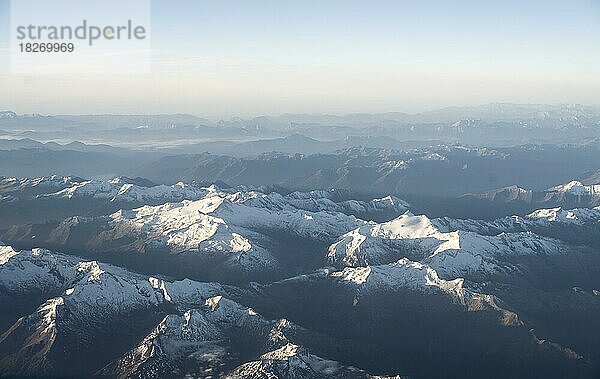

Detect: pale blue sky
[1,0,600,118]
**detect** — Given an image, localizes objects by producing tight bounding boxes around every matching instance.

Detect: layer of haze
[1,0,600,118]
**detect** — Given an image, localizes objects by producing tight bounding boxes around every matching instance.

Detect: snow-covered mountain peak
[10,296,66,358]
[108,176,128,185]
[203,295,263,325]
[154,309,223,346]
[126,194,226,219]
[76,261,105,282]
[371,194,408,208]
[149,276,173,302]
[111,181,208,203]
[2,245,423,378]
[222,188,409,216]
[267,318,294,344]
[0,246,168,313]
[260,342,300,360]
[0,246,84,295]
[525,206,600,224]
[528,207,567,221]
[328,212,459,267]
[0,245,19,264]
[98,308,226,378]
[107,197,259,256]
[37,176,209,203]
[205,295,223,311]
[547,180,600,196]
[370,212,449,240]
[154,278,223,310]
[391,258,465,294]
[45,179,111,199]
[374,211,427,234]
[225,341,401,379]
[327,258,520,326]
[88,188,369,271]
[330,258,465,297]
[328,204,587,283]
[330,266,372,285]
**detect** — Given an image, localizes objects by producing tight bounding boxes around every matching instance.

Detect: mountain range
[0,178,599,377]
[2,105,600,377]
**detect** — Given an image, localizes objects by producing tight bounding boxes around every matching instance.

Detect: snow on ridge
[0,246,219,310]
[101,189,365,258]
[370,212,453,242]
[103,295,308,379]
[154,278,223,310]
[331,266,372,285]
[205,295,223,311]
[127,308,223,355]
[6,178,411,259]
[0,246,84,294]
[226,343,373,379]
[107,196,254,254]
[330,258,465,298]
[547,180,600,196]
[0,250,168,365]
[112,181,206,202]
[11,175,79,187]
[328,212,459,267]
[328,209,579,279]
[371,194,408,208]
[101,306,227,378]
[10,296,66,358]
[0,245,300,377]
[224,188,408,216]
[203,295,261,323]
[21,176,409,219]
[76,261,105,282]
[0,245,19,265]
[39,177,209,203]
[329,258,521,326]
[260,342,300,360]
[23,175,390,204]
[0,246,240,364]
[526,206,600,224]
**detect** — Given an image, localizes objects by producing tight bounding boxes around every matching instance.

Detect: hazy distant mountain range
[2,103,600,150]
